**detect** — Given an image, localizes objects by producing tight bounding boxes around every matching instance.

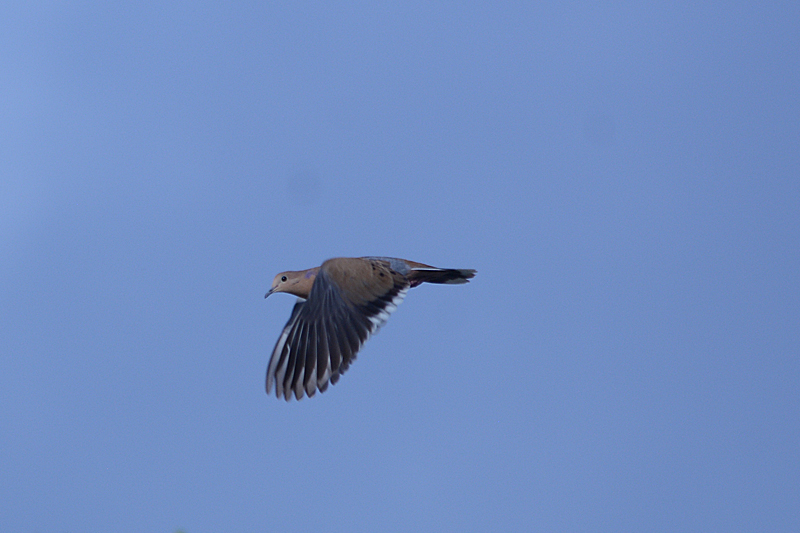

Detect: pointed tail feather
[408,268,476,286]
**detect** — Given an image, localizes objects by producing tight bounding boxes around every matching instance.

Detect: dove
[264,257,475,400]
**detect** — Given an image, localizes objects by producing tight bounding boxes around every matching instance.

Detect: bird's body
[264,257,475,400]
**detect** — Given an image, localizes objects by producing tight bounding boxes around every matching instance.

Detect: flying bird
[264,256,476,400]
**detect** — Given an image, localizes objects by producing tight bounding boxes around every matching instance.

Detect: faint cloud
[582,111,616,147]
[286,170,321,205]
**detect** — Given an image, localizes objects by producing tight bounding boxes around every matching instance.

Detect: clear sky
[2,2,798,532]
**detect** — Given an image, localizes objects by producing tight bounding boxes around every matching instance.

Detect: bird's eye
[281,275,287,282]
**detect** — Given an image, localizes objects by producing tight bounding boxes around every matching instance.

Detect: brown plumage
[264,256,476,400]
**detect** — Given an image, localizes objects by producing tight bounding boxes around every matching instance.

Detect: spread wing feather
[266,262,409,400]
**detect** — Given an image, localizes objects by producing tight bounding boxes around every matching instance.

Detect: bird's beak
[265,287,276,299]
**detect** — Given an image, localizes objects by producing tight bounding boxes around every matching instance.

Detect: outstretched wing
[266,259,409,400]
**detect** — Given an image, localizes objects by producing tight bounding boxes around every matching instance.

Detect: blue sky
[2,2,798,531]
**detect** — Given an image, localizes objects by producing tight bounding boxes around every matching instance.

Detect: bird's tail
[408,267,476,286]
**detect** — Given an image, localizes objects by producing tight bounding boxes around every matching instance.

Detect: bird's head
[265,269,318,299]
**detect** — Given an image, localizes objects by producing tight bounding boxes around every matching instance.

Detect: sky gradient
[2,2,799,531]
